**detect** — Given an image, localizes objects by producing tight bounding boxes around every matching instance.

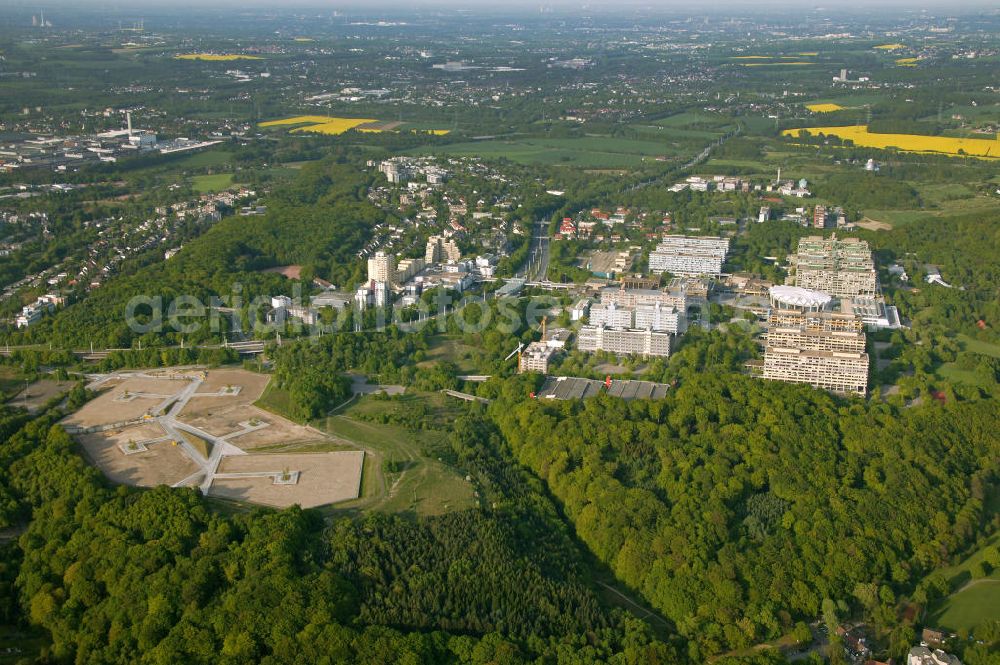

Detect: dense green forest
[491,373,999,661]
[0,405,682,664]
[267,328,434,420]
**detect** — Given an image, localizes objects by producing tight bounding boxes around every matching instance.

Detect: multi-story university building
[599,284,687,312]
[519,341,558,373]
[634,303,686,334]
[762,348,869,396]
[589,302,686,334]
[791,235,877,297]
[761,309,869,396]
[648,235,730,277]
[589,302,634,328]
[577,326,671,358]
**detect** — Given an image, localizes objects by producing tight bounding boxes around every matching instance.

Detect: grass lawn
[923,531,1000,632]
[937,363,989,387]
[422,334,483,373]
[0,366,26,401]
[0,625,48,665]
[957,334,1000,358]
[173,150,234,170]
[254,380,475,517]
[254,380,304,424]
[927,579,1000,633]
[191,173,234,193]
[318,392,477,517]
[935,335,1000,388]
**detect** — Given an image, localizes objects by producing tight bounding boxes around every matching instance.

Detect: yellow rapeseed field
[742,62,812,67]
[175,54,262,61]
[258,116,377,134]
[806,103,846,113]
[260,116,451,136]
[783,125,1000,160]
[874,44,905,50]
[895,57,921,66]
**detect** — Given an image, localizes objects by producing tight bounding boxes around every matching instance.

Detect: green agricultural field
[629,124,727,140]
[411,134,692,168]
[172,150,234,170]
[651,111,733,129]
[866,197,1000,228]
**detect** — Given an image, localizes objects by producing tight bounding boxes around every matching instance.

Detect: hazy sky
[11,0,1000,8]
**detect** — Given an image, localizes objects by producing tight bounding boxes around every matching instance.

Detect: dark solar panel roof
[538,377,671,402]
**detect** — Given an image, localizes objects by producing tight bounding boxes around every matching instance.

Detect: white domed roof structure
[769,285,832,311]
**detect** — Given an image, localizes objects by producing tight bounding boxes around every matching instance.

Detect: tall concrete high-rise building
[425,235,461,264]
[791,235,877,297]
[760,309,869,396]
[367,251,396,284]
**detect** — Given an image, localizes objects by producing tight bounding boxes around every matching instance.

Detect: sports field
[191,173,234,193]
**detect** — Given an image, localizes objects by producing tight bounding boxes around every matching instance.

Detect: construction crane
[503,342,524,363]
[540,315,547,343]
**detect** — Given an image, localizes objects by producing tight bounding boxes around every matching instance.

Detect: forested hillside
[491,374,999,660]
[0,406,677,664]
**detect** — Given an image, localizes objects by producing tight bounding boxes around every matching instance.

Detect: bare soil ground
[208,451,364,508]
[856,217,893,231]
[260,265,302,279]
[194,368,269,398]
[65,368,364,508]
[182,404,322,447]
[62,376,184,427]
[77,423,200,487]
[10,380,77,413]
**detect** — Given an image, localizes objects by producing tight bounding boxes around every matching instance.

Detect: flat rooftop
[537,376,671,401]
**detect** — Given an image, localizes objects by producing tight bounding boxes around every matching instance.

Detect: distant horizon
[4,0,1000,12]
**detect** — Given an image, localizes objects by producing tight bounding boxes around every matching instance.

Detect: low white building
[907,646,961,665]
